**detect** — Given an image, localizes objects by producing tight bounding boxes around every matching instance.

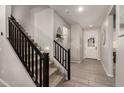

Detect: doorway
[84,30,99,59]
[63,26,69,49]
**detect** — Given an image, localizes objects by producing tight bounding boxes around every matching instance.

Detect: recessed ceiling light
[65,9,69,14]
[78,6,84,12]
[65,9,71,16]
[89,25,93,27]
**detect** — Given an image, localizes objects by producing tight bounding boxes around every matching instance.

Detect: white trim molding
[101,61,114,77]
[0,78,10,87]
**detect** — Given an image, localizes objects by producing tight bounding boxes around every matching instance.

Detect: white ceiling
[50,5,111,28]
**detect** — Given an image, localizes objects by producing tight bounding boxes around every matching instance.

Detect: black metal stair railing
[8,16,49,87]
[54,40,70,80]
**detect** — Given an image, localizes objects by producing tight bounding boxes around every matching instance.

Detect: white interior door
[84,30,98,59]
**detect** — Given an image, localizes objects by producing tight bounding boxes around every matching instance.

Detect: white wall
[0,36,35,87]
[116,27,124,86]
[12,5,34,38]
[12,6,49,39]
[6,5,11,37]
[33,7,54,59]
[54,12,70,49]
[0,5,6,37]
[100,16,113,77]
[12,6,55,58]
[71,24,83,63]
[116,5,124,86]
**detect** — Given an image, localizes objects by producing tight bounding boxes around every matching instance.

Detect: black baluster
[15,27,17,50]
[40,54,42,87]
[10,20,12,42]
[28,43,30,71]
[11,23,13,46]
[55,42,56,58]
[22,35,24,62]
[17,29,19,55]
[56,44,57,59]
[20,33,23,57]
[37,55,40,86]
[19,32,21,57]
[35,53,38,83]
[12,23,14,45]
[13,24,15,47]
[60,47,61,64]
[11,22,13,44]
[62,49,64,65]
[23,37,25,62]
[9,21,12,43]
[58,44,59,61]
[8,20,11,41]
[25,39,27,67]
[68,49,70,80]
[13,24,15,46]
[65,52,67,69]
[32,47,34,77]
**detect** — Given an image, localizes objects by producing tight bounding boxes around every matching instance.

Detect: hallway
[59,59,115,87]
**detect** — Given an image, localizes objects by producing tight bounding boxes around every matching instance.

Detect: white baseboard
[71,60,81,63]
[101,61,114,77]
[83,56,100,60]
[97,58,101,61]
[0,78,10,87]
[107,73,114,77]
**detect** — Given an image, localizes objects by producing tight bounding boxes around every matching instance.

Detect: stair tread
[50,74,64,87]
[49,67,58,76]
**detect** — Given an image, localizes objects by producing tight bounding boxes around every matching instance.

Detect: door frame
[83,28,100,60]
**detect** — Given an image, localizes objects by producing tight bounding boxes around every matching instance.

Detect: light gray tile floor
[59,59,115,87]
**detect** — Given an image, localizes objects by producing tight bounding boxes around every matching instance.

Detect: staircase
[49,61,65,87]
[8,15,65,87]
